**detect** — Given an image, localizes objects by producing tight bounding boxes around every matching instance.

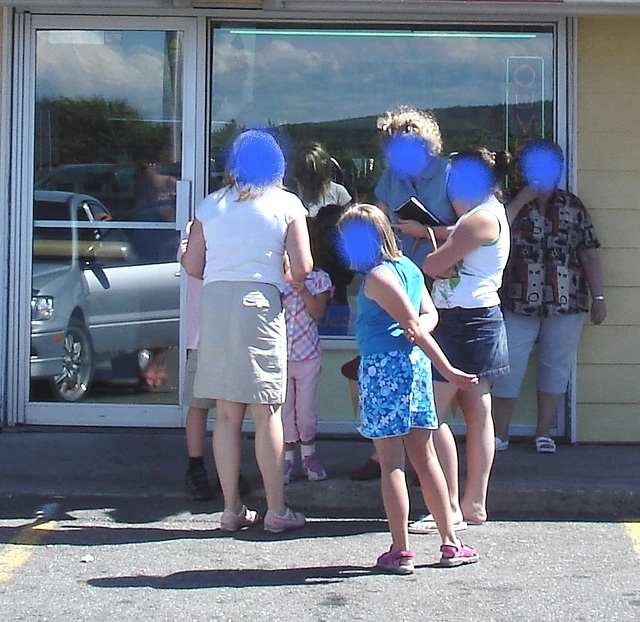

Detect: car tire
[50,317,94,402]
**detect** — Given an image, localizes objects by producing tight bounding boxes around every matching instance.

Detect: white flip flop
[408,514,468,534]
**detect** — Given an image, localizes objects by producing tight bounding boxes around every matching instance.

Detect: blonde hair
[338,203,402,263]
[376,106,443,156]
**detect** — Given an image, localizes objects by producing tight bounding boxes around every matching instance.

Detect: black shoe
[185,465,214,501]
[213,472,252,495]
[350,458,381,481]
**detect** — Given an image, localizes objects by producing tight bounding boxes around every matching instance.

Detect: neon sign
[506,56,546,171]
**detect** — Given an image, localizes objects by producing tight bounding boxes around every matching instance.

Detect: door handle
[175,179,191,233]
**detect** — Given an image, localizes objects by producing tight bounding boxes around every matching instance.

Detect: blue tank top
[356,255,424,356]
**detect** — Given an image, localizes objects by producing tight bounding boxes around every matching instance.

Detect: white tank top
[432,194,510,309]
[196,185,307,291]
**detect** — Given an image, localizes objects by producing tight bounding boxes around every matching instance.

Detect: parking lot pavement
[0,502,639,621]
[1,429,639,620]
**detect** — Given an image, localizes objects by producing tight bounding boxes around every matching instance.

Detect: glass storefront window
[31,29,184,403]
[209,25,555,338]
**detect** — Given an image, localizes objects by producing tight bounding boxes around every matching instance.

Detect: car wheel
[50,317,94,402]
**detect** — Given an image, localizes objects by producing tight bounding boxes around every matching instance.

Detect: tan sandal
[220,505,259,532]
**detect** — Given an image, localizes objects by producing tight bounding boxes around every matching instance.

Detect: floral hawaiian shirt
[500,189,600,317]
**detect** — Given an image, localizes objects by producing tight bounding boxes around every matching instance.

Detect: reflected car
[31,190,180,401]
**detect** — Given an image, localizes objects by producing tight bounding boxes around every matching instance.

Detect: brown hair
[292,142,333,206]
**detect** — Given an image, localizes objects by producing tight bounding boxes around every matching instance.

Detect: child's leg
[282,363,300,482]
[295,357,326,480]
[373,436,410,551]
[186,407,208,458]
[432,381,464,524]
[404,428,457,545]
[295,357,321,445]
[183,349,217,498]
[456,379,494,524]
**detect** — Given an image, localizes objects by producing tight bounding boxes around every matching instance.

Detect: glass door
[19,15,199,426]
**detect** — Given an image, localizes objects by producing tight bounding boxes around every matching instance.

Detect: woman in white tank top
[411,148,511,533]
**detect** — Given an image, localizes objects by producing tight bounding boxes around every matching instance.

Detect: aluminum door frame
[6,12,206,427]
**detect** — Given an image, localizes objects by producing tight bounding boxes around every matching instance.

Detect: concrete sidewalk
[0,428,638,521]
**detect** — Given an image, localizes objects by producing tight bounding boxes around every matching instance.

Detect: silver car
[31,190,180,401]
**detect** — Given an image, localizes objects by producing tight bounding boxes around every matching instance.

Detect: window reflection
[31,30,183,402]
[210,25,555,337]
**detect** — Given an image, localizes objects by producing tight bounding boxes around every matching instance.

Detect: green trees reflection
[35,96,169,167]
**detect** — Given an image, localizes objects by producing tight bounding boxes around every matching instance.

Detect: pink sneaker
[375,548,415,575]
[439,541,479,567]
[263,508,306,533]
[220,505,259,532]
[302,454,327,481]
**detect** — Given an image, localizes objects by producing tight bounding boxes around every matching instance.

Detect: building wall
[576,17,640,442]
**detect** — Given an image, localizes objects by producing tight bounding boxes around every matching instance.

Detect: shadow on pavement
[87,564,373,589]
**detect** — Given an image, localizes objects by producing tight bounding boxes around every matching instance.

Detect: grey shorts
[491,310,585,397]
[194,281,286,404]
[184,349,216,410]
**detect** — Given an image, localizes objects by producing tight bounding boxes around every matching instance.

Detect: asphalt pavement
[0,428,638,522]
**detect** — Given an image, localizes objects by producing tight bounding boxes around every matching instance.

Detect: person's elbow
[290,257,313,282]
[421,257,439,279]
[181,256,204,279]
[404,317,423,340]
[419,312,438,333]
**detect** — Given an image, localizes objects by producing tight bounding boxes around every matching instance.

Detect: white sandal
[495,437,509,452]
[408,514,467,534]
[535,436,556,454]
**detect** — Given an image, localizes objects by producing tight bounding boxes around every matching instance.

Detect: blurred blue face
[383,133,433,180]
[447,156,494,206]
[520,142,564,191]
[338,219,382,273]
[228,129,285,189]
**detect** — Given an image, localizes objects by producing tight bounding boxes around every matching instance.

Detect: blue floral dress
[355,256,439,439]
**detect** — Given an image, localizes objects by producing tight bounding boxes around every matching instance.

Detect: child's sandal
[375,548,415,575]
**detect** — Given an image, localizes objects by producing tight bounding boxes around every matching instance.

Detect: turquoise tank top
[356,255,424,356]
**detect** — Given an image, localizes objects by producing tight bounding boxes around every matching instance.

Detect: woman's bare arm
[364,266,477,389]
[180,218,205,279]
[422,210,499,279]
[578,246,606,325]
[285,216,314,282]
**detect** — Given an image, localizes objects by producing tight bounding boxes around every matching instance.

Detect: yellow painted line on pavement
[0,521,57,583]
[624,521,640,558]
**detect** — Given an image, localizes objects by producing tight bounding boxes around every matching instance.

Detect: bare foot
[143,351,167,387]
[461,500,487,525]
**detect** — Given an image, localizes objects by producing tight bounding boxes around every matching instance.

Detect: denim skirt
[432,305,509,382]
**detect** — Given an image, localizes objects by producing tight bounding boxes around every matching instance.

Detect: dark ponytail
[492,150,513,182]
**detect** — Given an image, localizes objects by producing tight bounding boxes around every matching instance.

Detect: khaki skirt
[194,281,286,404]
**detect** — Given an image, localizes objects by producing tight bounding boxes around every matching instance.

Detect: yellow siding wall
[577,17,640,442]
